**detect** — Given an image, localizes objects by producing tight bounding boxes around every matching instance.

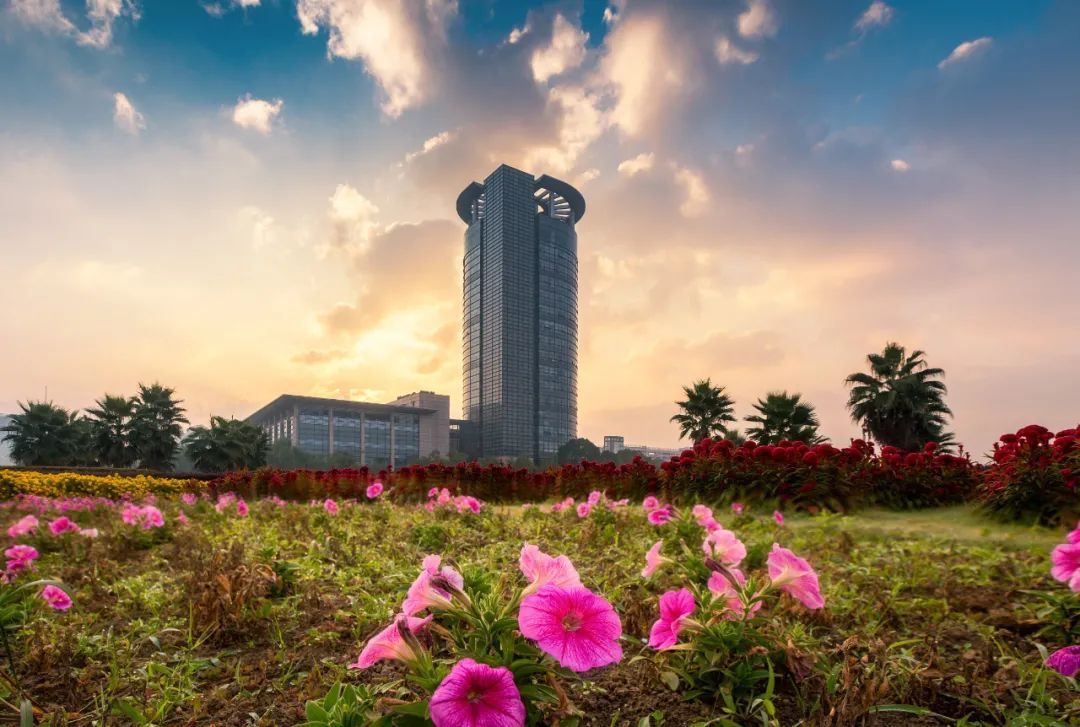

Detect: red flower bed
[979,425,1080,525]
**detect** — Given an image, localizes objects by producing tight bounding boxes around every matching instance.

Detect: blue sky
[1,0,1078,453]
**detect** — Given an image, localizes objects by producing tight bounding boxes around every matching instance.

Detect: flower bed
[980,425,1080,525]
[0,470,201,499]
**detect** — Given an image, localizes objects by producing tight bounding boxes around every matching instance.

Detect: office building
[456,164,584,461]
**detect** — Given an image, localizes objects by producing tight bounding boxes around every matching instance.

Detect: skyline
[2,0,1079,454]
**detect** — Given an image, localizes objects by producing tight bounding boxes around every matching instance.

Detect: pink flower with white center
[350,614,432,669]
[576,503,591,518]
[235,500,249,518]
[702,528,747,566]
[324,498,339,515]
[518,585,622,672]
[691,504,713,526]
[429,658,525,727]
[773,510,785,526]
[366,482,384,499]
[767,544,824,609]
[647,506,673,525]
[587,490,602,506]
[1046,645,1080,677]
[40,585,72,611]
[641,540,665,578]
[731,502,745,516]
[519,544,582,595]
[1052,540,1080,592]
[708,568,761,620]
[7,515,38,538]
[648,588,696,651]
[642,495,659,512]
[48,517,80,536]
[4,544,38,574]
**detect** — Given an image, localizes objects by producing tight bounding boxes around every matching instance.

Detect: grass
[2,498,1078,725]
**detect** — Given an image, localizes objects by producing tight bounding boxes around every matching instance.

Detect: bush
[0,470,200,499]
[979,424,1080,525]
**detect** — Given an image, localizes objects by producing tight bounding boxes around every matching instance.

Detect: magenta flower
[773,510,785,526]
[642,495,659,511]
[641,540,665,578]
[235,500,249,518]
[1046,645,1080,677]
[7,515,38,538]
[518,585,623,672]
[4,544,38,574]
[518,544,581,595]
[702,528,747,566]
[647,506,673,525]
[323,498,339,515]
[576,503,591,518]
[708,568,761,620]
[587,490,602,506]
[403,556,464,615]
[731,502,745,516]
[421,554,465,588]
[649,588,695,650]
[40,585,72,611]
[350,614,431,669]
[767,544,824,609]
[48,517,80,536]
[181,493,198,506]
[366,482,384,499]
[177,510,190,526]
[1052,541,1080,591]
[430,658,525,727]
[691,504,713,526]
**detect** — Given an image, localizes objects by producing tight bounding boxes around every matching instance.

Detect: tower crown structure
[457,164,582,461]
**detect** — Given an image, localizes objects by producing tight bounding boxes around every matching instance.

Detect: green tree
[671,379,737,442]
[84,394,136,467]
[183,416,268,473]
[556,438,602,464]
[744,391,824,445]
[1,401,90,466]
[130,383,188,471]
[844,342,953,451]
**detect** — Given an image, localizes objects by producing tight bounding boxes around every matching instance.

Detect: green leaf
[660,670,680,691]
[19,700,33,727]
[304,702,329,723]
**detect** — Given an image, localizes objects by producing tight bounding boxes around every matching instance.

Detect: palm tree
[1,401,92,466]
[183,416,268,473]
[130,383,188,471]
[84,394,136,467]
[744,392,824,445]
[845,343,953,451]
[671,379,737,442]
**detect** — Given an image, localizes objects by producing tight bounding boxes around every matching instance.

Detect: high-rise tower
[456,164,584,461]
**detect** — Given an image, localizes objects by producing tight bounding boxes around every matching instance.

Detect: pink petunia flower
[587,490,602,506]
[48,517,80,536]
[731,502,745,516]
[641,540,665,578]
[649,588,696,650]
[773,510,785,526]
[235,500,249,518]
[691,504,713,526]
[176,511,189,526]
[642,495,660,512]
[767,544,824,609]
[647,506,673,525]
[7,515,38,538]
[576,503,591,518]
[429,658,526,727]
[1052,541,1080,592]
[366,482,384,499]
[421,554,465,589]
[349,614,432,669]
[324,498,339,515]
[1046,645,1080,677]
[702,528,747,566]
[427,487,440,498]
[519,544,582,595]
[181,493,198,506]
[708,568,761,620]
[40,585,72,611]
[518,585,623,672]
[403,556,464,616]
[4,544,38,574]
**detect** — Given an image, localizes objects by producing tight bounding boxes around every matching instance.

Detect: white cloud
[673,166,709,218]
[112,92,145,135]
[715,36,758,65]
[202,0,261,16]
[296,0,456,117]
[890,158,910,172]
[237,206,278,250]
[402,130,456,164]
[231,95,284,134]
[530,14,588,84]
[326,183,380,257]
[938,37,992,70]
[602,0,625,25]
[9,0,139,48]
[522,84,608,173]
[617,152,654,176]
[854,1,893,33]
[507,22,529,44]
[737,0,777,40]
[575,168,600,186]
[602,13,687,137]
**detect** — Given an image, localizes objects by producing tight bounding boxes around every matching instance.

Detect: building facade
[456,164,584,461]
[246,393,450,469]
[603,435,625,453]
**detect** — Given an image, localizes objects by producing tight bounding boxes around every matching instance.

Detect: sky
[1,0,1079,456]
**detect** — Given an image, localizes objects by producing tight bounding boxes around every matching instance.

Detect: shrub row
[0,470,201,500]
[979,424,1080,525]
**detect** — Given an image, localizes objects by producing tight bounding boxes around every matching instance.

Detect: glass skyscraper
[456,164,584,461]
